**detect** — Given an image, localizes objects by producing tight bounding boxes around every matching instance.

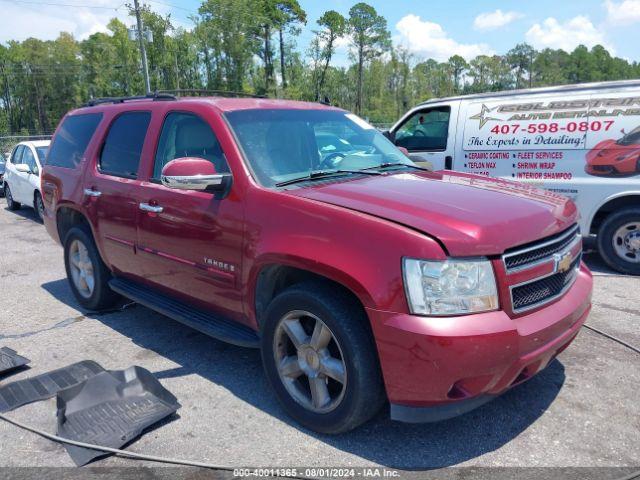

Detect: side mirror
[382,130,396,143]
[161,157,231,196]
[397,146,410,157]
[15,163,31,174]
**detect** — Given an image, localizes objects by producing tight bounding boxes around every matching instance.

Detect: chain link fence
[1,135,52,161]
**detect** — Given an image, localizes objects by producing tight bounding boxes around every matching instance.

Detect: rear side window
[47,113,103,168]
[99,112,151,178]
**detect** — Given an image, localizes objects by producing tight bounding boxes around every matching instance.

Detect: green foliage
[347,2,391,114]
[1,1,639,135]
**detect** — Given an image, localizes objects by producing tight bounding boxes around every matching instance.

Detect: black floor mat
[56,366,180,466]
[0,347,30,376]
[0,360,104,413]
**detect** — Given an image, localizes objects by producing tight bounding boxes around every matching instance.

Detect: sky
[2,0,640,64]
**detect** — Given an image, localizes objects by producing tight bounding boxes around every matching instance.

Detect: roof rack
[158,89,266,99]
[83,92,176,107]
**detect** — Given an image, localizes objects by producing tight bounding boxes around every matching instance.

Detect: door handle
[83,188,102,197]
[139,202,163,214]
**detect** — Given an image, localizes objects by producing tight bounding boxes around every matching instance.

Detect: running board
[109,278,260,348]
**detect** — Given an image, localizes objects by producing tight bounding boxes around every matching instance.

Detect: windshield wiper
[361,162,431,172]
[275,169,381,188]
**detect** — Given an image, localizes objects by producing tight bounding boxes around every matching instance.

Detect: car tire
[63,225,121,311]
[260,281,386,434]
[34,191,44,222]
[597,207,640,275]
[5,184,21,210]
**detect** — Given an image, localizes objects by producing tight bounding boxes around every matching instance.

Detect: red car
[586,127,640,175]
[41,94,592,433]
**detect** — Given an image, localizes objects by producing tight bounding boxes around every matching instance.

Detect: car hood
[286,170,578,256]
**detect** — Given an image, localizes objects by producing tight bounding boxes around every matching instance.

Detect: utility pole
[133,0,151,95]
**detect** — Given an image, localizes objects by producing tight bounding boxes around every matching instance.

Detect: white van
[387,80,640,275]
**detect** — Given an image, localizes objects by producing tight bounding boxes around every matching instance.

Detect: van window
[153,112,229,180]
[99,112,151,178]
[47,113,103,168]
[395,106,450,152]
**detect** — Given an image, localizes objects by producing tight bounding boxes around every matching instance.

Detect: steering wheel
[413,129,427,137]
[319,151,346,170]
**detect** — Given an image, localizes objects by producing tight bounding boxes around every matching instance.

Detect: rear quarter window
[46,113,103,168]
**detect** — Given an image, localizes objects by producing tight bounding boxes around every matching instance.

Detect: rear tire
[34,191,44,222]
[597,207,640,275]
[5,184,21,210]
[63,225,120,310]
[260,281,386,434]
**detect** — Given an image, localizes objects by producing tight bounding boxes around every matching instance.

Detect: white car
[4,140,50,221]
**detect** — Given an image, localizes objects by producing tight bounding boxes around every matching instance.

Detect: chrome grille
[503,224,582,314]
[503,224,580,272]
[511,256,581,312]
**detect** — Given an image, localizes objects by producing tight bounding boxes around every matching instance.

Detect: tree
[347,2,390,114]
[315,10,346,101]
[271,1,306,89]
[568,45,596,84]
[199,0,259,92]
[447,55,468,92]
[507,43,537,88]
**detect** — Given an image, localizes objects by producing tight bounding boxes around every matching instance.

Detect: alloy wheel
[68,239,95,298]
[273,310,347,413]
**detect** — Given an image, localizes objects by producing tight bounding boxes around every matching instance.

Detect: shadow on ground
[41,277,567,469]
[3,205,41,224]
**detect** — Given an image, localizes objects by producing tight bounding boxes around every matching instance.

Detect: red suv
[41,94,592,433]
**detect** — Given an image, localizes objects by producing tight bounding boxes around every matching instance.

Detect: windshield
[36,146,49,163]
[225,109,414,187]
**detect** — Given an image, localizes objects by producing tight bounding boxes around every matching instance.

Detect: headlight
[403,258,498,316]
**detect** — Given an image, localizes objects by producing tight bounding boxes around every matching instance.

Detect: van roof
[418,79,640,107]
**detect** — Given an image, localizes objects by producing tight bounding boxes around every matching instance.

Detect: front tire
[63,226,120,310]
[261,282,385,434]
[597,207,640,275]
[34,191,44,222]
[5,184,21,210]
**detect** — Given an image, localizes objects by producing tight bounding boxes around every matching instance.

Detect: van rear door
[389,101,459,171]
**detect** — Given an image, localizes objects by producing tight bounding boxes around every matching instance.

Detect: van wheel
[63,226,120,310]
[597,207,640,275]
[261,282,385,434]
[5,185,21,210]
[34,191,44,222]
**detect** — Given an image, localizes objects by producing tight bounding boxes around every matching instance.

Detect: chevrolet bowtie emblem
[555,251,573,273]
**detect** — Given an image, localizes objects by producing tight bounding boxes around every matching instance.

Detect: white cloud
[525,16,612,52]
[604,0,640,25]
[0,0,190,43]
[473,10,524,31]
[395,14,492,61]
[0,1,128,43]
